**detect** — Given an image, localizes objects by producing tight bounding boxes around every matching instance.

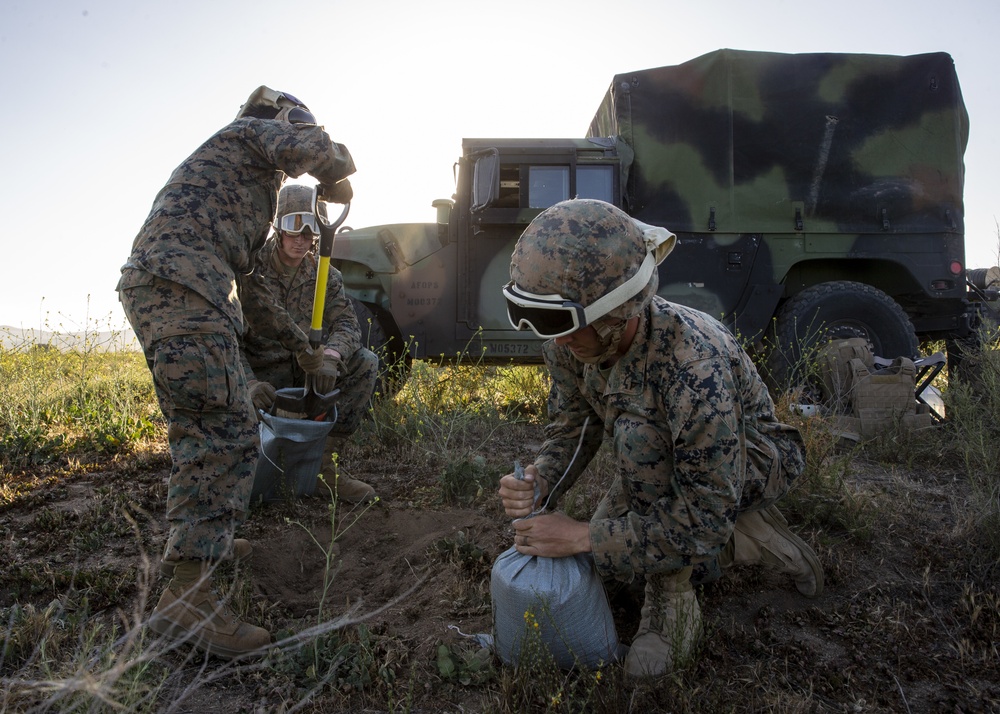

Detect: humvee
[331,49,996,387]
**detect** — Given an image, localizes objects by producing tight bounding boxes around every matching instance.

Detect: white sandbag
[491,546,620,670]
[250,400,337,503]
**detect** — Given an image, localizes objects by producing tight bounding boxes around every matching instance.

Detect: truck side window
[529,166,570,208]
[577,165,614,202]
[495,165,521,208]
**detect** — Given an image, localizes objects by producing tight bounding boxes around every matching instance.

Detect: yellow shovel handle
[309,254,330,348]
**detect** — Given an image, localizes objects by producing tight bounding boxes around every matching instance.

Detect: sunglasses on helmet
[278,212,320,235]
[503,251,658,338]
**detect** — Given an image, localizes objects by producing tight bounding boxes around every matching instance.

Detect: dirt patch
[251,505,504,644]
[1,435,998,713]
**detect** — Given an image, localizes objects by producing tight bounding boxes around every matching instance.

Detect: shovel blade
[304,388,340,421]
[272,388,308,414]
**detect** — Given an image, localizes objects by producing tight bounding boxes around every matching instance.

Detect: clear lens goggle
[503,252,656,338]
[278,212,320,235]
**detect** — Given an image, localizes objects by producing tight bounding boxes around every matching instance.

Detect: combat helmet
[274,184,326,236]
[235,85,316,124]
[504,199,676,339]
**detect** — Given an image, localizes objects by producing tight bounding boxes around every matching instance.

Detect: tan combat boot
[624,567,702,677]
[723,505,824,598]
[323,436,377,504]
[148,560,271,660]
[159,539,253,578]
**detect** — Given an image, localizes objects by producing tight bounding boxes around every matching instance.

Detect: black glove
[248,380,276,411]
[296,346,325,374]
[320,179,353,204]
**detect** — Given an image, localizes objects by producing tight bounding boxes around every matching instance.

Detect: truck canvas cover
[588,49,969,236]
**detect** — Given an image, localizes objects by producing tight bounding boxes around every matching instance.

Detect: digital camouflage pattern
[117,106,356,564]
[240,237,378,436]
[119,276,257,563]
[511,199,657,324]
[275,183,327,223]
[121,116,355,342]
[533,298,805,582]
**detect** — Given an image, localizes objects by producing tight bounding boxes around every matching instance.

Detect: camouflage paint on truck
[330,49,988,386]
[589,49,970,345]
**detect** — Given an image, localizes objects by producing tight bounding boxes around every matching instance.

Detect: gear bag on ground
[817,337,932,439]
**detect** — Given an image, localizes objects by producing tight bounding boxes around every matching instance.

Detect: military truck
[332,48,995,388]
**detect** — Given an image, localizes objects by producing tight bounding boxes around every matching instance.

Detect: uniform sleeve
[248,122,356,187]
[589,356,744,580]
[533,344,605,506]
[322,267,362,359]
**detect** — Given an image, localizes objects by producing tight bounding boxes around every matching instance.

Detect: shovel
[272,187,351,420]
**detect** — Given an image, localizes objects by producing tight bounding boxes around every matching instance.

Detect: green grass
[0,338,161,471]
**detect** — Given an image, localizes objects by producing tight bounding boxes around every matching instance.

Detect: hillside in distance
[0,325,139,352]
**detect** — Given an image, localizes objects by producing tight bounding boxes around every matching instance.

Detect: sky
[2,0,999,332]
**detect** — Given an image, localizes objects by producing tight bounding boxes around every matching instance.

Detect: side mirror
[471,150,500,212]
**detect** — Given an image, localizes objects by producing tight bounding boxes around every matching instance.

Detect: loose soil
[1,422,998,713]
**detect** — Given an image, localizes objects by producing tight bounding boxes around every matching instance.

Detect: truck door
[456,143,620,348]
[655,231,766,333]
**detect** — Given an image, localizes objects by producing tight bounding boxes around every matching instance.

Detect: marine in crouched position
[498,198,824,677]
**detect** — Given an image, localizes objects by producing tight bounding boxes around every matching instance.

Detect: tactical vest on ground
[817,338,932,439]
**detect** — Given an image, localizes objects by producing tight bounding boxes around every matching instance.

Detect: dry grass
[1,336,998,712]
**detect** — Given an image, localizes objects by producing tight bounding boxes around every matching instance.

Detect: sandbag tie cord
[513,415,590,521]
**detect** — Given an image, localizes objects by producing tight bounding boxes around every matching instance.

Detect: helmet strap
[573,317,629,365]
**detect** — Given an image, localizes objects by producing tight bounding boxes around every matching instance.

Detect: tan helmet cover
[510,199,676,324]
[235,86,314,123]
[275,184,327,226]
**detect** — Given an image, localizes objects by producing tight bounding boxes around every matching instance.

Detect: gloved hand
[296,346,325,374]
[320,178,353,204]
[313,355,342,394]
[248,380,276,411]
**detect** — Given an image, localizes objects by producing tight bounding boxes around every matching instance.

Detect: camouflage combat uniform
[117,117,355,563]
[240,238,378,436]
[535,297,805,583]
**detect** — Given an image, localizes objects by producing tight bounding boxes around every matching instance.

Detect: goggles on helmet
[278,212,320,235]
[503,284,588,338]
[276,91,314,123]
[504,251,657,338]
[276,104,317,125]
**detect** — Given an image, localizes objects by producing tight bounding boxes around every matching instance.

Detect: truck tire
[766,281,919,392]
[350,298,411,398]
